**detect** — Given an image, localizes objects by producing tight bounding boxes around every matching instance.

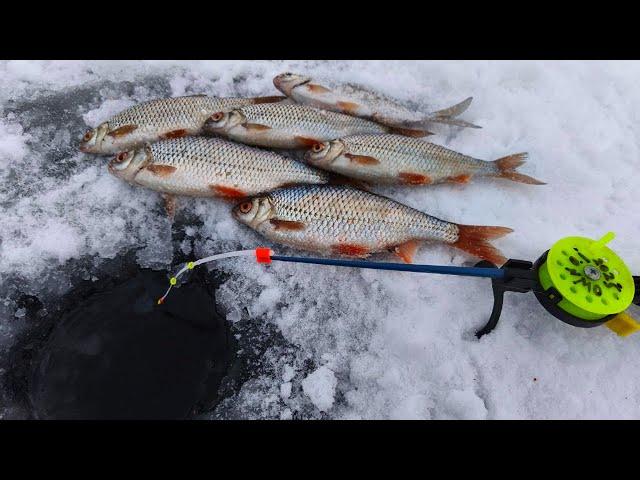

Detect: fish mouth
[274,75,311,96]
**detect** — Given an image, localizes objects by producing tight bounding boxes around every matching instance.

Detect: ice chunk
[282,364,295,382]
[280,382,292,400]
[302,366,337,412]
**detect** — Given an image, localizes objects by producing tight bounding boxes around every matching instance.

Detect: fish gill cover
[0,60,639,419]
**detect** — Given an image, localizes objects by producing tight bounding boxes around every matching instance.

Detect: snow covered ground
[1,60,639,419]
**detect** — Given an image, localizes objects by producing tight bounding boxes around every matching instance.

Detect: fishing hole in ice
[1,251,238,420]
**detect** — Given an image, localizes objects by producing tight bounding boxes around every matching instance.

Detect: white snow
[0,119,30,175]
[1,60,640,419]
[302,366,337,412]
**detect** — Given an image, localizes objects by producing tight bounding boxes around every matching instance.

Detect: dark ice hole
[4,261,236,420]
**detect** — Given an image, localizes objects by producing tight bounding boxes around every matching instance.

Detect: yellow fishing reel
[534,232,638,336]
[476,232,640,338]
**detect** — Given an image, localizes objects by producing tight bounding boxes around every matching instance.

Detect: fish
[304,134,545,186]
[80,94,286,154]
[108,136,330,216]
[273,72,480,130]
[233,184,513,265]
[202,103,431,150]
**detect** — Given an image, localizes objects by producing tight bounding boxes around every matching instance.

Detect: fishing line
[157,247,504,305]
[157,249,259,304]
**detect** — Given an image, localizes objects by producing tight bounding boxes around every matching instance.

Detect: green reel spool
[537,232,635,321]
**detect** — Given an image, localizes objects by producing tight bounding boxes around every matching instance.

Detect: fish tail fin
[492,153,546,185]
[427,97,481,128]
[251,95,288,104]
[393,97,481,130]
[452,224,513,266]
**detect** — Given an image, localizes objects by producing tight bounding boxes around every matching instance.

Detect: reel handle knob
[588,231,615,256]
[605,311,640,337]
[606,276,640,336]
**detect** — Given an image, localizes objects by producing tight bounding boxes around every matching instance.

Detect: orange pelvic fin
[161,193,177,219]
[295,136,321,147]
[144,165,177,177]
[399,172,431,185]
[244,123,272,131]
[161,129,188,139]
[446,174,472,184]
[107,124,137,138]
[332,243,370,257]
[336,100,360,114]
[344,153,380,165]
[210,185,247,198]
[269,219,306,231]
[307,83,332,94]
[393,240,420,263]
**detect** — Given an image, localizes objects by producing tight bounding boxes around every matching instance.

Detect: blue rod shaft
[270,255,505,279]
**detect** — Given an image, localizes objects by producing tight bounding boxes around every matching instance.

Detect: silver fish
[305,134,544,185]
[108,136,330,204]
[80,94,285,154]
[273,72,480,130]
[233,185,512,265]
[202,103,430,150]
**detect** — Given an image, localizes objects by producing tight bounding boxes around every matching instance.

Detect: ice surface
[1,60,640,419]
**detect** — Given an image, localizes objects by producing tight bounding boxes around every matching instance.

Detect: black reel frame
[474,252,640,338]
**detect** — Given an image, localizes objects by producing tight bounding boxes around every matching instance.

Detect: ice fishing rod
[158,232,640,338]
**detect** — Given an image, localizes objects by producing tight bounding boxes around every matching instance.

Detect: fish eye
[312,143,324,153]
[238,201,252,214]
[83,130,94,141]
[210,112,224,122]
[116,151,128,163]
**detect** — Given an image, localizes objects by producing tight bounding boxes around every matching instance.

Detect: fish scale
[273,72,480,129]
[240,103,386,137]
[305,134,543,186]
[81,95,284,154]
[235,185,513,265]
[263,185,457,248]
[204,103,406,149]
[115,136,330,198]
[339,134,491,182]
[108,96,247,133]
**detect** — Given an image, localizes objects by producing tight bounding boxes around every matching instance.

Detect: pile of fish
[80,72,545,266]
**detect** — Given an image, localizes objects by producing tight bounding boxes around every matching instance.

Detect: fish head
[304,140,345,167]
[79,123,110,153]
[203,109,245,133]
[108,145,151,182]
[233,195,274,229]
[273,72,311,96]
